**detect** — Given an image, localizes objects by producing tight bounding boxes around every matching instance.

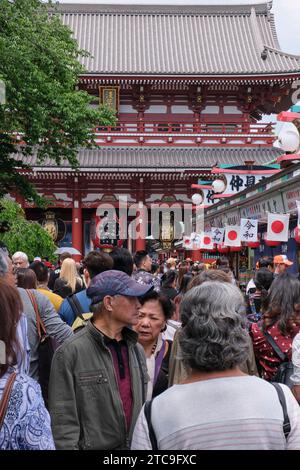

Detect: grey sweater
[18,288,73,380]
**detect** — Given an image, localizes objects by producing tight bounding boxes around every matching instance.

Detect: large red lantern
[217,243,229,254]
[230,245,242,252]
[247,241,260,249]
[294,227,300,244]
[205,246,217,253]
[265,239,281,247]
[90,213,123,251]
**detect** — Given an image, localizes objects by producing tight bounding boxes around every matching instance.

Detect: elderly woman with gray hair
[132,282,300,450]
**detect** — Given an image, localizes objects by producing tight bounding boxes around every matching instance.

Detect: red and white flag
[267,213,290,242]
[183,236,193,250]
[199,233,214,250]
[224,225,241,247]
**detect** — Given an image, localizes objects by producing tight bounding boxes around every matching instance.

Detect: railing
[93,121,275,147]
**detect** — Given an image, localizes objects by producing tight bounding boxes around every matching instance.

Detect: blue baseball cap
[87,270,152,305]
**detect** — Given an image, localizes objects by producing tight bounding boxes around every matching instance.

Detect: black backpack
[67,293,92,332]
[263,331,294,388]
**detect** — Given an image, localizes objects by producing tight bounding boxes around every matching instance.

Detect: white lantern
[278,125,300,153]
[191,193,203,205]
[212,179,226,193]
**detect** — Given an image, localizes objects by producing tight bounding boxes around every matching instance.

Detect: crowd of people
[1,244,300,450]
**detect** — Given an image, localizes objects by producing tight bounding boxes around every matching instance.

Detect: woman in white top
[132,282,300,450]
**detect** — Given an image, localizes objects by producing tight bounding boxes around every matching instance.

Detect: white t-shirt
[162,320,181,341]
[291,333,300,385]
[132,375,300,450]
[246,278,256,294]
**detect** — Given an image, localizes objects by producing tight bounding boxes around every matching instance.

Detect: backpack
[263,331,293,388]
[66,294,92,332]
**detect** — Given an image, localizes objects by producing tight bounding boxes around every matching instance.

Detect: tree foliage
[0,0,116,204]
[0,198,57,261]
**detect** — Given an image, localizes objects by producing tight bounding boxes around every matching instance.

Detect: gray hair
[12,251,29,264]
[0,249,9,278]
[179,281,249,372]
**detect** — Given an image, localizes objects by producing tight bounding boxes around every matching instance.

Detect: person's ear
[160,323,167,332]
[103,295,114,312]
[83,268,90,285]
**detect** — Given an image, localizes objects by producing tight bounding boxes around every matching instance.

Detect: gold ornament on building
[99,86,120,112]
[42,211,58,241]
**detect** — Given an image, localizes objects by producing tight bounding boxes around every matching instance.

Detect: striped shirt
[131,376,300,450]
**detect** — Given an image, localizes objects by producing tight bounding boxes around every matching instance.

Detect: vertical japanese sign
[99,86,120,112]
[211,227,225,244]
[240,219,258,242]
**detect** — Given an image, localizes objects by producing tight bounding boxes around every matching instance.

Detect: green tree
[0,198,57,261]
[0,0,115,205]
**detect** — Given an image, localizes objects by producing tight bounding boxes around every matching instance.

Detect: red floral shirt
[250,322,294,381]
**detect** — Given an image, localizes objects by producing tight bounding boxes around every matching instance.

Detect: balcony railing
[94,121,275,147]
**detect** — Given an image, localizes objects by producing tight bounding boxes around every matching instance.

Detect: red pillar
[135,210,146,252]
[72,203,82,262]
[135,237,146,252]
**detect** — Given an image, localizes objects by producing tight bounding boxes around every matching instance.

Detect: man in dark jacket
[49,270,151,450]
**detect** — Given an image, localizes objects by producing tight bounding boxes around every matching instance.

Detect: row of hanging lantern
[197,229,300,254]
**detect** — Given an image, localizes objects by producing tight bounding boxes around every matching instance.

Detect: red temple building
[16,2,300,259]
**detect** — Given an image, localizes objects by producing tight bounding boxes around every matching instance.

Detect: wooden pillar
[72,178,83,261]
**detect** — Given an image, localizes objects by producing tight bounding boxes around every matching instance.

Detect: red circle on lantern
[228,231,237,241]
[184,239,190,244]
[271,220,284,234]
[204,236,211,245]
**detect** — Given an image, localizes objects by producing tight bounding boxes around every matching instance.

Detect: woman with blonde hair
[53,257,83,298]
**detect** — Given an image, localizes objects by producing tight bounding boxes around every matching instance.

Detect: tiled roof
[55,2,300,75]
[19,146,282,172]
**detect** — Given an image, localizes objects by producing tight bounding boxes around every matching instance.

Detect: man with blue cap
[49,270,151,450]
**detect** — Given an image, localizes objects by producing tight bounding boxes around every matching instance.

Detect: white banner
[267,213,290,242]
[240,219,258,242]
[211,227,225,244]
[224,225,241,246]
